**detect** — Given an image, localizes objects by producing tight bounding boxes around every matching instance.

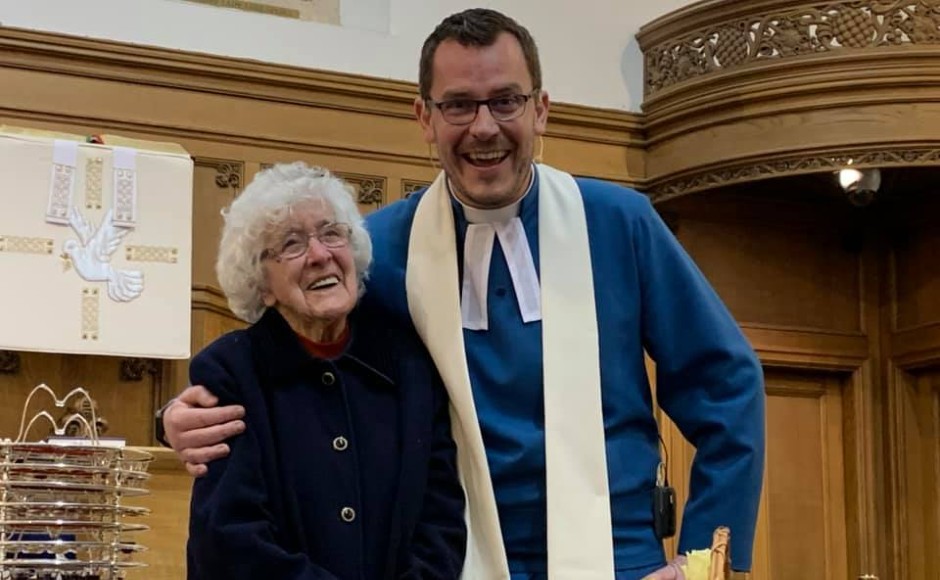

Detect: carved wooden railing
[643,0,940,96]
[637,0,940,200]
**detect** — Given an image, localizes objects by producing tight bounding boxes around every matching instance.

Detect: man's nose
[469,103,500,139]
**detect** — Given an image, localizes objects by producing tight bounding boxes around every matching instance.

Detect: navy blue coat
[186,306,466,579]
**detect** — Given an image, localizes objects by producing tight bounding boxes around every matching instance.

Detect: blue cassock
[364,169,765,579]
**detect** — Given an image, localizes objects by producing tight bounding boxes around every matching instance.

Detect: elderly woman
[186,162,466,579]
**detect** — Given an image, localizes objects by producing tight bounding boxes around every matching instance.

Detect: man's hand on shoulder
[163,385,246,477]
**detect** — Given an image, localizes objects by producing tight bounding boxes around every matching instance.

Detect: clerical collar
[452,165,541,330]
[448,165,536,224]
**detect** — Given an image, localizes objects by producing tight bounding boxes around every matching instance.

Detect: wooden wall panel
[192,308,248,351]
[886,188,940,369]
[763,373,848,580]
[654,180,889,578]
[656,368,850,580]
[885,189,940,578]
[191,159,242,290]
[126,448,192,580]
[893,228,940,331]
[0,66,426,165]
[886,367,940,580]
[893,195,940,332]
[662,193,862,333]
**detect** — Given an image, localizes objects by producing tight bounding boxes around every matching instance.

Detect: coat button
[340,507,356,522]
[321,371,336,386]
[332,436,348,451]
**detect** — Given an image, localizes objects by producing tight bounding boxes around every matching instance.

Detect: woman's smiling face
[261,199,358,341]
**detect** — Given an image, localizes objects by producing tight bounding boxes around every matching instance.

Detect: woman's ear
[261,283,276,307]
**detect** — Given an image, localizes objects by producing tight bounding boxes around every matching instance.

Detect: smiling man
[415,30,546,210]
[162,9,765,580]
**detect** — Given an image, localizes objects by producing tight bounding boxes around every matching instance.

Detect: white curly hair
[216,162,372,323]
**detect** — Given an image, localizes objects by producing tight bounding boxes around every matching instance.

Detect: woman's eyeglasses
[262,223,352,262]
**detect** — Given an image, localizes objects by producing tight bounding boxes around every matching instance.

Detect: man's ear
[533,89,550,135]
[414,96,435,144]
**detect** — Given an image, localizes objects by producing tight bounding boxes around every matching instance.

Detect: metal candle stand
[0,385,152,579]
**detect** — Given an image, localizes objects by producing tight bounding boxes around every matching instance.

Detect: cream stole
[405,164,614,579]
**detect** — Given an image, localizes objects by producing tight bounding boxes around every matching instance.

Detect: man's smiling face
[415,32,549,209]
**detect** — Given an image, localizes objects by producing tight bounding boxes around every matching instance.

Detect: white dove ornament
[62,207,144,302]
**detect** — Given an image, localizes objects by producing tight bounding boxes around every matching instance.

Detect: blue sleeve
[186,344,340,580]
[634,198,765,571]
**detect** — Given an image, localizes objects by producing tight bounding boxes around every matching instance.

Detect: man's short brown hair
[418,8,542,100]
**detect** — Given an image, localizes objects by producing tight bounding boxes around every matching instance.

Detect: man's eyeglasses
[262,223,352,262]
[428,91,539,125]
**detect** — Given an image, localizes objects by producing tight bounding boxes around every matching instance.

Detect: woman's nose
[304,237,333,263]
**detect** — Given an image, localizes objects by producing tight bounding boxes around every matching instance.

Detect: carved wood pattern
[401,179,431,198]
[336,172,386,208]
[0,350,21,374]
[647,146,940,201]
[644,0,940,95]
[255,167,390,207]
[119,357,161,382]
[213,162,242,192]
[193,158,245,197]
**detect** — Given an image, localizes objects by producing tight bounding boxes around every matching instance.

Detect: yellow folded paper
[680,549,712,579]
